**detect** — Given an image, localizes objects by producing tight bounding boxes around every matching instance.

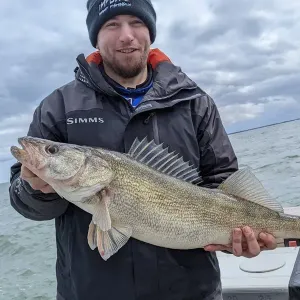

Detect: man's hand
[21,165,56,194]
[204,226,277,258]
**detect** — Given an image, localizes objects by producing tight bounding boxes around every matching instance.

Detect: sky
[0,0,300,183]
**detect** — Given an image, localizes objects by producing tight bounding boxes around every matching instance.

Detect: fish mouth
[10,138,28,162]
[10,137,38,165]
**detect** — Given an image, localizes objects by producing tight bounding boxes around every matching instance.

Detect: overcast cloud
[0,0,299,183]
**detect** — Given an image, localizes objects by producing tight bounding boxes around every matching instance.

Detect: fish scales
[102,152,296,248]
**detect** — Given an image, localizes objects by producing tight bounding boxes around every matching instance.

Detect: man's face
[96,14,151,79]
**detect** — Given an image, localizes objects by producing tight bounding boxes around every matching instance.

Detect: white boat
[217,206,300,300]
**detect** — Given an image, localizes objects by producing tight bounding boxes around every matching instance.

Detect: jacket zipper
[152,113,160,144]
[141,91,205,145]
[143,112,155,124]
[143,112,159,144]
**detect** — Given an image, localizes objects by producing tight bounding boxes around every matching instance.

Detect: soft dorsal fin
[128,137,203,184]
[218,167,283,213]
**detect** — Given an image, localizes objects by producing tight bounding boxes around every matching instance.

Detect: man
[9,0,277,299]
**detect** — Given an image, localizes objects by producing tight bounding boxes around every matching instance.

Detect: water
[0,186,56,300]
[229,120,300,207]
[0,120,300,299]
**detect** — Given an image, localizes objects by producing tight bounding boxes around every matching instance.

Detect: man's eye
[132,20,143,25]
[107,22,117,27]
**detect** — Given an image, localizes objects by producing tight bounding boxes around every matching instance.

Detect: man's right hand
[21,165,56,194]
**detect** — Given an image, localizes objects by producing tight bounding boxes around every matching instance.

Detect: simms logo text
[67,117,104,125]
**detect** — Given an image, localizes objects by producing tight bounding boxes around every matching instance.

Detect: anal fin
[218,167,283,213]
[87,221,97,250]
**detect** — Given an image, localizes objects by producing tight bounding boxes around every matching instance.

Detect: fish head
[10,136,114,200]
[11,136,86,180]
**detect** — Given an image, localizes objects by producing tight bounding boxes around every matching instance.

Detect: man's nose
[119,24,134,43]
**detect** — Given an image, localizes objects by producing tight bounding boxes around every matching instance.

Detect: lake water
[1,120,300,299]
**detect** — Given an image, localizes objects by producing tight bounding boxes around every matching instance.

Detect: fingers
[27,177,48,190]
[259,232,277,250]
[20,165,54,193]
[21,166,45,189]
[242,226,261,257]
[204,227,261,255]
[40,185,56,194]
[204,227,278,257]
[232,228,243,256]
[20,165,36,180]
[27,178,55,194]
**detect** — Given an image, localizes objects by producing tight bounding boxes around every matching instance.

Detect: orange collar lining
[85,48,171,70]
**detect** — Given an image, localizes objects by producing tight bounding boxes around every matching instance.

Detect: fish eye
[45,145,59,155]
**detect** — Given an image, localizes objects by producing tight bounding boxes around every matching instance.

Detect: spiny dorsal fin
[218,167,283,213]
[128,137,202,184]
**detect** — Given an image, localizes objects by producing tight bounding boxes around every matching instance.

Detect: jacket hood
[75,48,198,101]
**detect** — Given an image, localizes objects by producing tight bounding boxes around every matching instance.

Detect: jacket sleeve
[193,93,238,189]
[193,93,238,254]
[9,90,69,221]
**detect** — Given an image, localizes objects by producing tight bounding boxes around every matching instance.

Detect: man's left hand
[204,226,277,258]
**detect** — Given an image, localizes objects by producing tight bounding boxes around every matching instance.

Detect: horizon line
[228,117,300,135]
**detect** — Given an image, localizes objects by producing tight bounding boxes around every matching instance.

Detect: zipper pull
[143,112,155,124]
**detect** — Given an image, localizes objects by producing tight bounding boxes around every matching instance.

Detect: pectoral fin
[87,221,132,261]
[92,189,111,231]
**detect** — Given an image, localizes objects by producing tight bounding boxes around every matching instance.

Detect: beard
[102,48,149,79]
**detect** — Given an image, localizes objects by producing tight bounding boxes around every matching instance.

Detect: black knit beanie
[86,0,157,48]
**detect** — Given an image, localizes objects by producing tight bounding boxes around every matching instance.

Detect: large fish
[10,136,300,260]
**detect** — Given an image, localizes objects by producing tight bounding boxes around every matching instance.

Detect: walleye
[10,136,300,260]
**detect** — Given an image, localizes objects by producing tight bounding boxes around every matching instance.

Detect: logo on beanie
[99,0,132,16]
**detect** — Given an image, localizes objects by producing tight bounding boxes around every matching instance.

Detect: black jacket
[9,48,238,300]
